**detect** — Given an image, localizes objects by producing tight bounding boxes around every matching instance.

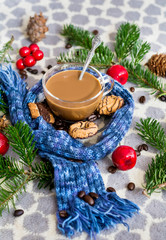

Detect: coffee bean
[139,96,146,104]
[89,192,99,199]
[142,144,148,151]
[108,165,117,174]
[106,187,116,192]
[65,43,72,49]
[137,145,143,152]
[87,114,97,122]
[159,95,166,102]
[13,209,24,217]
[31,69,38,74]
[19,70,26,75]
[130,87,135,92]
[78,191,85,198]
[92,30,99,35]
[41,70,46,74]
[127,182,135,191]
[20,74,27,80]
[19,70,27,79]
[59,210,68,218]
[56,126,66,131]
[26,67,33,73]
[55,119,63,126]
[135,150,141,157]
[47,65,52,69]
[83,195,95,206]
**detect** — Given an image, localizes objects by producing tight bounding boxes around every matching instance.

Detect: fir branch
[143,152,166,195]
[0,175,30,215]
[136,118,166,151]
[61,24,93,49]
[31,161,54,189]
[4,122,37,167]
[130,40,151,65]
[0,92,8,113]
[115,22,140,61]
[121,59,166,96]
[0,122,54,214]
[57,49,114,69]
[60,24,114,65]
[0,36,14,64]
[0,155,24,180]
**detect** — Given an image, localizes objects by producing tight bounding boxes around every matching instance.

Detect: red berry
[112,145,137,171]
[16,58,25,70]
[29,43,39,53]
[107,65,128,85]
[32,50,44,61]
[19,46,30,57]
[0,132,9,155]
[23,55,36,67]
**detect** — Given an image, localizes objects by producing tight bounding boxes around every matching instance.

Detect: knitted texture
[0,65,139,238]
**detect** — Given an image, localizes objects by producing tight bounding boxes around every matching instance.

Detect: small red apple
[112,145,137,171]
[106,65,128,85]
[0,132,9,155]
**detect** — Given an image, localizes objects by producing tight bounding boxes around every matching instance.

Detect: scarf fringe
[57,192,139,238]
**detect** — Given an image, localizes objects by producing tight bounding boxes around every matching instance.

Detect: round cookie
[69,121,98,139]
[97,95,124,115]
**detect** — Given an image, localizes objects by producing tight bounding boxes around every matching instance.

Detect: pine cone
[146,54,166,77]
[27,12,48,43]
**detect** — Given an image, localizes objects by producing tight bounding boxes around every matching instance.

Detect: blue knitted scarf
[0,65,139,238]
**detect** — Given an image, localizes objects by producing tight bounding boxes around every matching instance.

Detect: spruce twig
[136,118,166,151]
[130,40,151,66]
[121,60,166,96]
[4,122,37,167]
[143,152,166,195]
[0,36,14,64]
[115,22,140,61]
[136,118,166,196]
[57,49,114,69]
[0,175,30,215]
[0,122,54,214]
[59,24,114,66]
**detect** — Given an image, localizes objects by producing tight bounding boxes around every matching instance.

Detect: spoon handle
[79,35,101,80]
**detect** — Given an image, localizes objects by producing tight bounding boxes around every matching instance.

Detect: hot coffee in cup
[42,64,114,121]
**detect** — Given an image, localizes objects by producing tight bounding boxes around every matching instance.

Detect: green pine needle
[121,59,166,96]
[61,24,93,49]
[0,94,8,114]
[4,122,37,167]
[0,36,14,64]
[0,175,30,215]
[57,48,114,69]
[136,117,166,195]
[130,40,151,65]
[136,118,166,151]
[0,121,54,214]
[115,22,140,61]
[0,155,24,181]
[60,24,114,66]
[31,161,54,189]
[144,152,166,195]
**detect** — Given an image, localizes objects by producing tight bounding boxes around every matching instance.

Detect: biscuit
[97,95,124,115]
[69,121,98,139]
[28,102,55,124]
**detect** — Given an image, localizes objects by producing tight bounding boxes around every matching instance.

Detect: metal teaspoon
[79,35,102,80]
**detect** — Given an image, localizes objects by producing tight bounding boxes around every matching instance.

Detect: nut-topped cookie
[69,121,98,139]
[97,95,124,115]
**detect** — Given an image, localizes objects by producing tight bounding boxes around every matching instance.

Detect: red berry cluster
[16,44,44,70]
